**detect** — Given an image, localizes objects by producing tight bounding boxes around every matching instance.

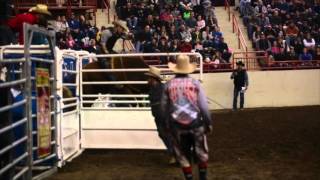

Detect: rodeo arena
[0,0,320,180]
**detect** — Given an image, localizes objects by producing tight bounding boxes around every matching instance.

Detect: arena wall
[194,69,320,110]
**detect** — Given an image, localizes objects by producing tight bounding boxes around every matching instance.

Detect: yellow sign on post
[36,68,51,158]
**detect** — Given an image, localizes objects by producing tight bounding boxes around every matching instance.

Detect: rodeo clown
[161,55,212,180]
[6,4,51,44]
[145,66,176,164]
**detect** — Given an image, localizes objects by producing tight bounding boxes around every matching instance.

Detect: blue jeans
[233,87,244,109]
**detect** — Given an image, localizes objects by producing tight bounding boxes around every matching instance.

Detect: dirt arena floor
[48,106,320,180]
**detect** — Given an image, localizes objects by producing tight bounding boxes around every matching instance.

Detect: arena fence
[79,53,203,149]
[0,24,57,179]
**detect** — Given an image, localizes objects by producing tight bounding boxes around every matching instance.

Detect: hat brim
[29,8,51,16]
[144,72,162,81]
[113,21,129,32]
[168,62,197,74]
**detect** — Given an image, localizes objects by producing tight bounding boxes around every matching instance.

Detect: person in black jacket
[231,61,249,110]
[145,66,175,164]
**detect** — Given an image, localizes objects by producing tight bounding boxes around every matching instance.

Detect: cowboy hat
[112,20,129,32]
[168,55,197,74]
[145,66,162,81]
[236,61,245,66]
[29,4,51,16]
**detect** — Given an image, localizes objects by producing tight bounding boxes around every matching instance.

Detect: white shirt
[303,38,315,48]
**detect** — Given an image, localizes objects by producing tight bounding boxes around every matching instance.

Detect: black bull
[78,56,150,107]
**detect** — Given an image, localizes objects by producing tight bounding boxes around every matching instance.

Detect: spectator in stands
[212,51,222,68]
[254,0,267,15]
[179,0,193,12]
[179,25,192,42]
[196,15,206,30]
[270,41,282,60]
[286,46,298,60]
[293,37,304,55]
[252,26,261,48]
[203,1,216,24]
[194,40,203,51]
[256,33,271,52]
[169,39,180,52]
[185,12,197,28]
[264,24,277,42]
[257,13,270,30]
[60,15,69,32]
[270,11,282,26]
[87,39,100,54]
[124,3,138,30]
[231,61,249,111]
[240,0,252,17]
[66,33,76,49]
[303,33,316,53]
[217,37,231,62]
[116,0,128,20]
[135,25,153,52]
[168,25,180,40]
[6,4,51,44]
[213,26,223,40]
[285,22,299,47]
[68,13,80,34]
[299,47,313,61]
[190,27,200,44]
[158,37,169,63]
[180,38,192,52]
[202,26,213,46]
[54,16,63,33]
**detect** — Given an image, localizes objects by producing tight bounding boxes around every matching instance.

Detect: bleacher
[236,0,320,70]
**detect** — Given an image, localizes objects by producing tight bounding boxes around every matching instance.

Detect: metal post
[23,23,33,180]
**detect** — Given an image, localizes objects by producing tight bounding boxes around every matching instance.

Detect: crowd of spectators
[50,12,103,54]
[115,0,232,65]
[238,0,320,64]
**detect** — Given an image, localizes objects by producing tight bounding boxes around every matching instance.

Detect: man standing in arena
[161,55,212,180]
[145,66,175,164]
[231,61,249,110]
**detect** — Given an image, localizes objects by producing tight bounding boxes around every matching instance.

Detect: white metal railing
[79,52,203,110]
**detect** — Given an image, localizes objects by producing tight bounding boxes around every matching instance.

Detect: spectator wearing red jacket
[6,4,51,44]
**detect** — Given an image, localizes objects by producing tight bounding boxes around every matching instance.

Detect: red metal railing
[203,63,233,72]
[224,0,231,21]
[232,51,320,70]
[233,51,267,70]
[102,0,110,24]
[262,60,320,70]
[13,0,97,9]
[232,13,248,52]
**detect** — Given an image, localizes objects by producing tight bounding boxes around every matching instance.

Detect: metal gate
[79,53,203,149]
[56,50,91,166]
[0,24,57,179]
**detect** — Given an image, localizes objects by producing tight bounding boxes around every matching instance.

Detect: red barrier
[13,0,97,9]
[224,0,231,21]
[232,14,248,52]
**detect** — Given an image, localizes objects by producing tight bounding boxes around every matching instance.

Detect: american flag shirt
[161,76,212,126]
